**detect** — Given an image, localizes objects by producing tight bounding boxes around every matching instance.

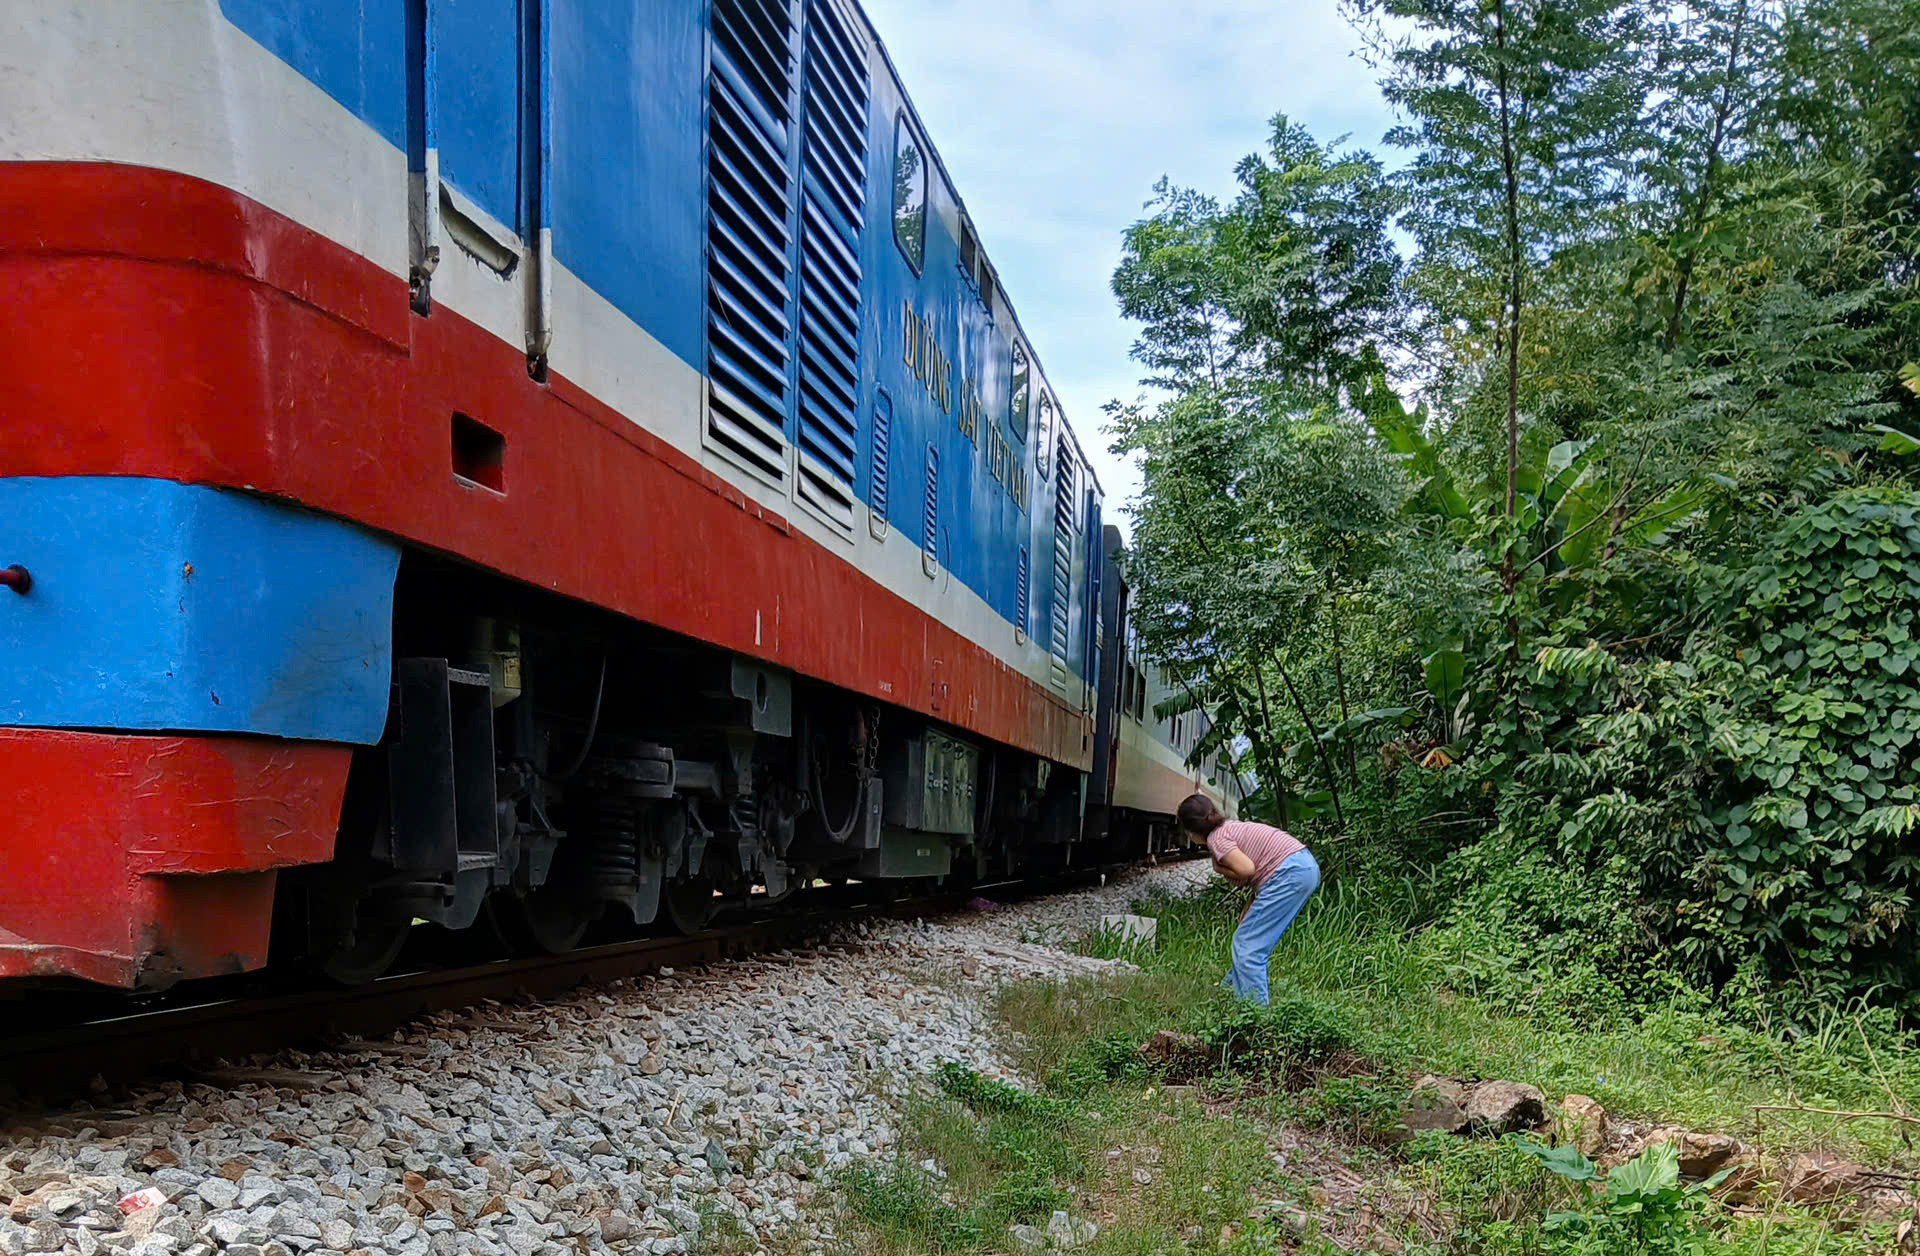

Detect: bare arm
[1213,848,1257,886]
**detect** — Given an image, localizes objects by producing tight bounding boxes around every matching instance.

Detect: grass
[828,873,1917,1254]
[836,1073,1294,1254]
[1072,876,1920,1164]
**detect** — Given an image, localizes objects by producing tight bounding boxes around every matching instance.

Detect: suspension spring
[585,794,641,891]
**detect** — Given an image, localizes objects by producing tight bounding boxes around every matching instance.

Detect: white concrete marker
[1100,914,1158,947]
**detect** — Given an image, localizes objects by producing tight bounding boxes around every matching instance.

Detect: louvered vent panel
[794,0,869,517]
[1015,546,1030,635]
[923,445,940,556]
[1050,444,1074,661]
[706,0,797,485]
[870,395,891,518]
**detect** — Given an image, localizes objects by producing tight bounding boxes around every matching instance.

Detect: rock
[1007,1224,1047,1252]
[1403,1076,1470,1135]
[0,861,1214,1256]
[1045,1210,1096,1247]
[1556,1095,1607,1157]
[1643,1128,1748,1181]
[1855,1186,1913,1223]
[593,1211,634,1243]
[1464,1081,1545,1135]
[122,1206,170,1240]
[195,1178,241,1210]
[236,1176,282,1210]
[205,1215,261,1246]
[1782,1152,1873,1204]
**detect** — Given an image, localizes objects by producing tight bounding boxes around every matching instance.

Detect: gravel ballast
[0,861,1209,1256]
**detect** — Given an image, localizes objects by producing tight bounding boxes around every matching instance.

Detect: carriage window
[892,114,926,274]
[1035,393,1055,477]
[1009,342,1031,442]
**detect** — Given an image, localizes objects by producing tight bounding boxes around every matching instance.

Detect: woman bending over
[1177,795,1320,1006]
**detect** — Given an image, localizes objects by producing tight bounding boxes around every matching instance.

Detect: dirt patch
[1232,1124,1445,1254]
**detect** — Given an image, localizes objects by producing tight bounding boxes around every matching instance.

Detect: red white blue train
[0,0,1232,990]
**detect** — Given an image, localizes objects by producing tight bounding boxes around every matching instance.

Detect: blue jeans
[1222,850,1320,1006]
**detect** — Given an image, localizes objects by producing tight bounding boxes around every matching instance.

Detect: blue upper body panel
[219,0,1097,683]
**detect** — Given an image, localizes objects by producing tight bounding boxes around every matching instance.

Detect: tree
[1109,118,1413,823]
[1221,118,1406,397]
[1109,0,1920,1010]
[1351,0,1644,615]
[1110,183,1240,393]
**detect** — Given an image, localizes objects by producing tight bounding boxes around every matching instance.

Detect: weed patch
[1286,1073,1409,1144]
[839,1158,987,1251]
[1184,987,1369,1087]
[933,1061,1070,1123]
[835,876,1920,1254]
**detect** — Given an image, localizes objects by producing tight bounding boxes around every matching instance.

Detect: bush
[1050,1032,1152,1094]
[1445,487,1920,1014]
[1184,986,1365,1081]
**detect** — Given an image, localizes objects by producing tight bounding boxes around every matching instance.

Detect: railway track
[0,865,1148,1106]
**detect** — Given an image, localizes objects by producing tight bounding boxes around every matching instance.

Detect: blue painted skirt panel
[0,478,401,744]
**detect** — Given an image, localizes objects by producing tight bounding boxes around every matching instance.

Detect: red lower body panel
[0,731,350,987]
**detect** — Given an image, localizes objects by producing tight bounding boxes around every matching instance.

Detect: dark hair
[1177,793,1224,836]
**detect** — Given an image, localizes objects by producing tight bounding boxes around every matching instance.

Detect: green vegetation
[836,884,1909,1254]
[841,0,1920,1245]
[1111,0,1920,1016]
[839,1059,1282,1253]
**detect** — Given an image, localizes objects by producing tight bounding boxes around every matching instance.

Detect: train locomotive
[0,0,1232,992]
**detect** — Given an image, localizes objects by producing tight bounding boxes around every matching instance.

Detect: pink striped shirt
[1207,820,1306,887]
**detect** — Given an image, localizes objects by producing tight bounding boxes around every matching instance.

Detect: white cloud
[860,0,1397,530]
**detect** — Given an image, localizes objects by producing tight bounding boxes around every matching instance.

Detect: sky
[859,0,1399,533]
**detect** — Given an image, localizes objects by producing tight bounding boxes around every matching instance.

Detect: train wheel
[662,877,717,934]
[488,888,593,956]
[316,910,411,986]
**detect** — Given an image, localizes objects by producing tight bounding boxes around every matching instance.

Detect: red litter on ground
[117,1188,167,1214]
[965,897,1001,913]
